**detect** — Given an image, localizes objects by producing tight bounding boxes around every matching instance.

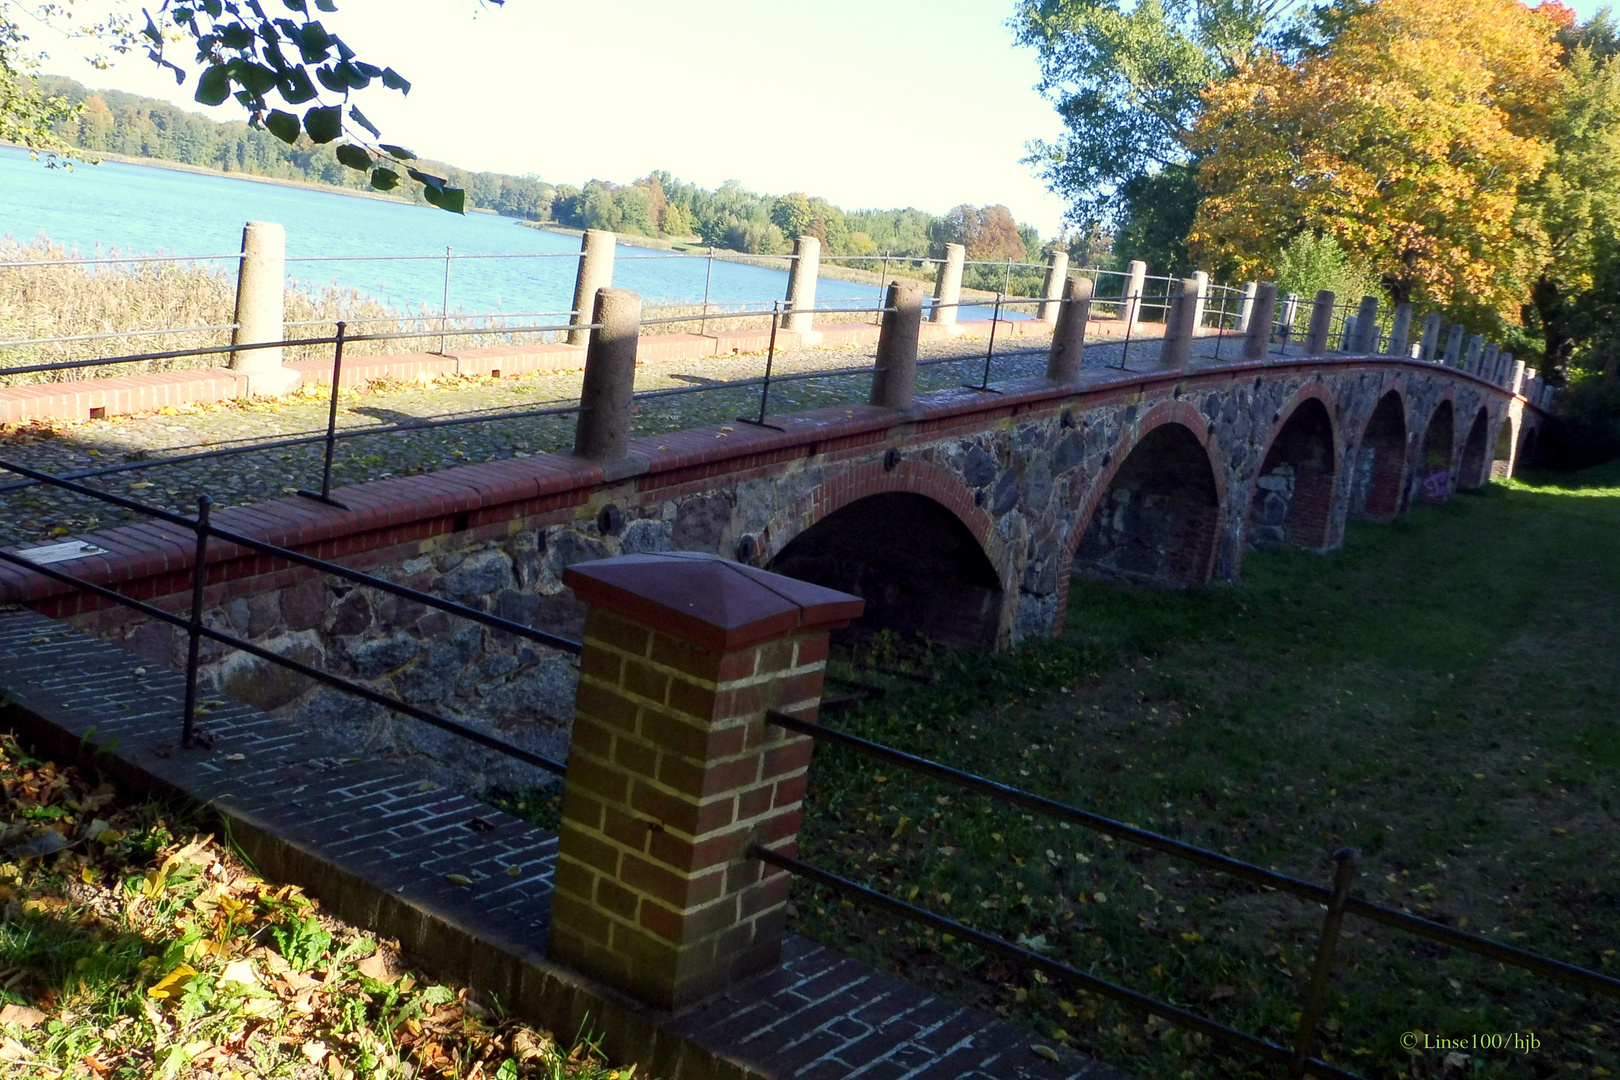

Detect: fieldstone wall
[63,359,1530,795]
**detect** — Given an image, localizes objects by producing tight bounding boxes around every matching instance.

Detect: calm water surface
[2,147,1016,322]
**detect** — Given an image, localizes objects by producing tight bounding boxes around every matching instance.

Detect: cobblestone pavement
[0,330,1263,545]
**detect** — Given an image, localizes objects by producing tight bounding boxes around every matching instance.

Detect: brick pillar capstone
[551,553,863,1010]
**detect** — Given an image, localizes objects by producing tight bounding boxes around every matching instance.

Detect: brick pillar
[551,553,863,1010]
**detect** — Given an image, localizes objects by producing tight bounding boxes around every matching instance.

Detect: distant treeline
[37,76,1078,291]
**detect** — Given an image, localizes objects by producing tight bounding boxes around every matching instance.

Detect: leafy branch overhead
[144,0,469,212]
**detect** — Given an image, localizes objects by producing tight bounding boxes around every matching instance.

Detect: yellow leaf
[148,964,198,1000]
[1031,1044,1060,1062]
[218,960,257,987]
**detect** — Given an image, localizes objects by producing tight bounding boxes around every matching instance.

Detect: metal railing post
[297,321,348,508]
[975,292,1004,390]
[1291,849,1360,1077]
[738,301,784,431]
[181,494,213,749]
[438,246,452,356]
[700,246,716,336]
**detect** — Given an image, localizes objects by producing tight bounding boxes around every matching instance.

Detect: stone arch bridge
[0,288,1547,765]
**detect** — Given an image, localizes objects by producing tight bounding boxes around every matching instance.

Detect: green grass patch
[792,470,1620,1079]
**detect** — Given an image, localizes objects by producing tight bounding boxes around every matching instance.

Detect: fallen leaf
[1031,1044,1060,1062]
[147,964,198,1000]
[0,1004,46,1030]
[218,960,257,987]
[446,873,474,887]
[356,950,401,985]
[301,1040,329,1065]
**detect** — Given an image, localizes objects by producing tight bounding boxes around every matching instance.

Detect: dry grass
[0,238,579,387]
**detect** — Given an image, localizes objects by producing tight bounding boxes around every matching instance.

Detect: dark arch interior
[1247,398,1336,551]
[1518,425,1540,471]
[1493,418,1516,479]
[1459,408,1490,489]
[1417,401,1456,502]
[1352,392,1407,521]
[1073,424,1220,587]
[768,492,1003,647]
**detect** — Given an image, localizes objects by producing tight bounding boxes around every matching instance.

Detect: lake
[1,146,1013,323]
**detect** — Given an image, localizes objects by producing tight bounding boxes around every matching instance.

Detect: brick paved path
[0,606,1134,1080]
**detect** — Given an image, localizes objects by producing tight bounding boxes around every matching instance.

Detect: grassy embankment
[0,734,633,1079]
[792,465,1620,1079]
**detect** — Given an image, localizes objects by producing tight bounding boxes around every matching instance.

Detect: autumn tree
[1525,42,1620,370]
[1189,0,1564,328]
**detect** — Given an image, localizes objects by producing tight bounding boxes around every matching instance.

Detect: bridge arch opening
[1352,391,1407,521]
[1459,408,1490,488]
[1072,423,1220,587]
[768,492,1003,647]
[1518,425,1540,471]
[1492,418,1516,479]
[1247,398,1336,551]
[1417,401,1456,502]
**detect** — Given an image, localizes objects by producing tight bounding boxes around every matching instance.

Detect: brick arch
[1458,405,1492,489]
[1350,387,1410,521]
[1242,385,1340,553]
[1051,401,1227,630]
[759,457,1015,647]
[764,456,999,570]
[1491,412,1518,479]
[1415,393,1459,503]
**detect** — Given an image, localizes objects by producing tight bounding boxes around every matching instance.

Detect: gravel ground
[0,329,1269,546]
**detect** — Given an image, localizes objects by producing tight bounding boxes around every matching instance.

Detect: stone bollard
[1236,282,1258,333]
[931,243,966,331]
[1158,277,1200,369]
[1481,343,1500,381]
[1281,293,1300,340]
[1039,249,1070,323]
[568,230,617,346]
[783,235,821,343]
[1388,303,1413,358]
[1419,313,1442,361]
[550,552,863,1009]
[1354,295,1380,353]
[1046,275,1094,383]
[1497,352,1513,387]
[230,221,300,397]
[1464,334,1485,372]
[1191,271,1210,331]
[1242,282,1278,361]
[1122,259,1148,334]
[573,288,641,468]
[871,279,924,409]
[1510,358,1527,394]
[1340,315,1359,352]
[1305,290,1336,355]
[1444,324,1464,366]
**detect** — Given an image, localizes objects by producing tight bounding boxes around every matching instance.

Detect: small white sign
[14,540,109,565]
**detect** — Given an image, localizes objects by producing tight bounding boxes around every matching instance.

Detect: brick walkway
[0,605,1131,1080]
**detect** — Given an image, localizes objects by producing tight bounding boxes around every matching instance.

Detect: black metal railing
[0,459,581,773]
[760,709,1620,1079]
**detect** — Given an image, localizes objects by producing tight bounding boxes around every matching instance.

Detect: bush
[1273,231,1380,304]
[1540,367,1620,469]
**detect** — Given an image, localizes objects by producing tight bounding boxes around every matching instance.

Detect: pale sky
[32,0,1617,237]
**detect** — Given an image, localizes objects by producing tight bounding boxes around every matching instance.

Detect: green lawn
[793,464,1620,1079]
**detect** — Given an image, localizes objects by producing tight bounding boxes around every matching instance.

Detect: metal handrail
[765,710,1620,999]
